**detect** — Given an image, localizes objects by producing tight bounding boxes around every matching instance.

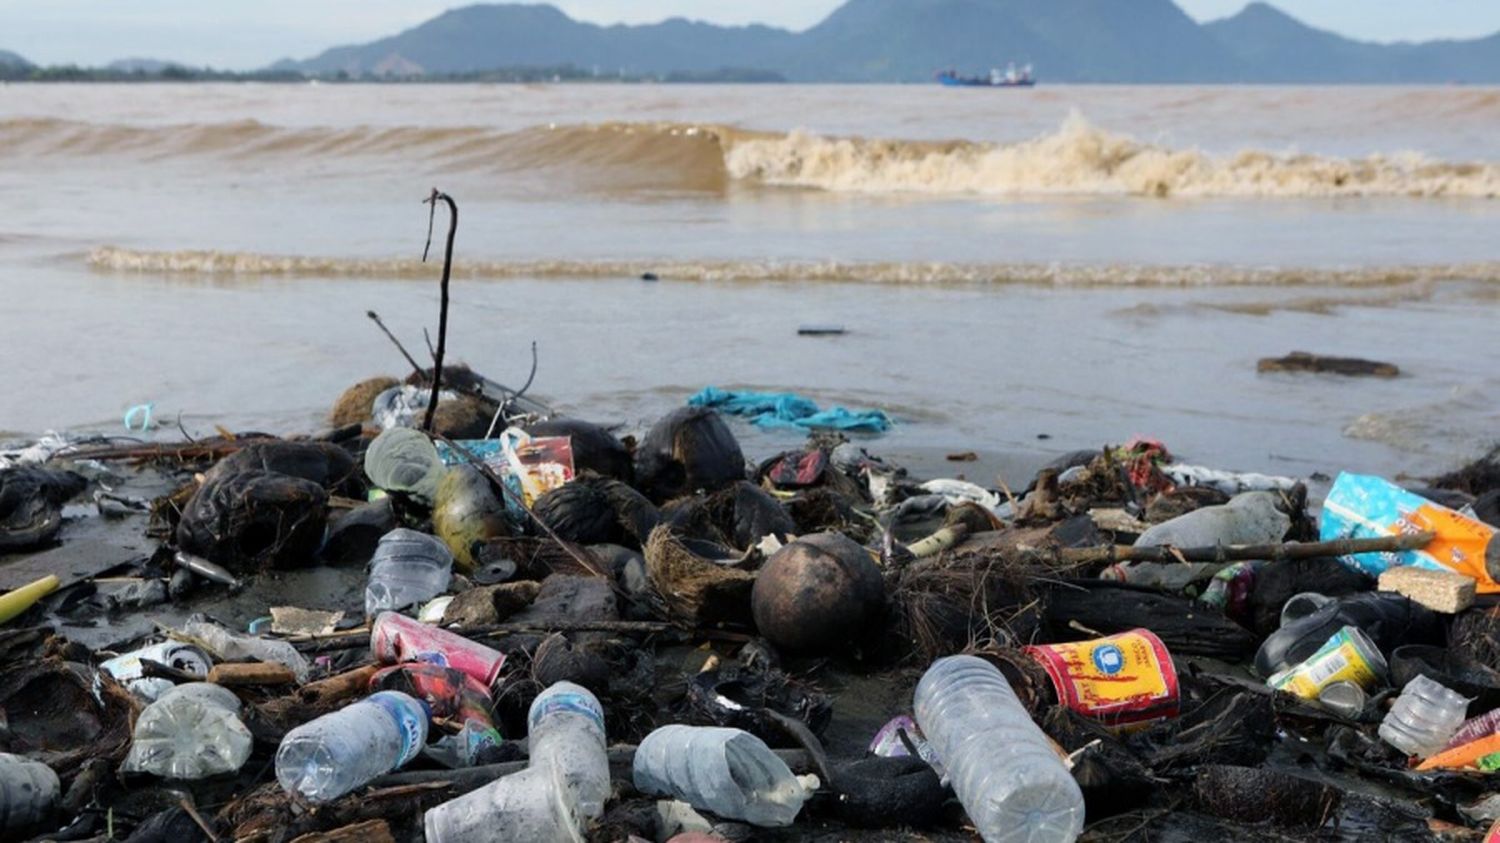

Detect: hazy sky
[6,1,1500,70]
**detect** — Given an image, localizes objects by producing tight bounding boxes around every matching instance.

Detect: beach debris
[1257,351,1400,377]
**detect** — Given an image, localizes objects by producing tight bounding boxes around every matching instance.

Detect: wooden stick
[365,310,424,379]
[289,819,394,843]
[208,662,297,686]
[421,189,458,433]
[1059,531,1435,566]
[291,620,675,653]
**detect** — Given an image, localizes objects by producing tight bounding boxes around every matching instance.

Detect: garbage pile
[2,376,1500,843]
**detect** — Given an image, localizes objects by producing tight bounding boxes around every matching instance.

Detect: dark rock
[1256,351,1399,378]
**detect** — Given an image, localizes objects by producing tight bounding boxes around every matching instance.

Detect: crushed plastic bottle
[424,682,608,843]
[915,655,1085,843]
[122,683,253,779]
[365,528,454,617]
[276,690,430,802]
[1380,675,1470,758]
[1134,490,1291,549]
[633,724,819,827]
[0,754,59,835]
[181,619,311,682]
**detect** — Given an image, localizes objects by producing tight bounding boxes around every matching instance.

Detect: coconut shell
[751,531,885,655]
[329,376,399,426]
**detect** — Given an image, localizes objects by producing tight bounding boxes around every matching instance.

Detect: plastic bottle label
[369,693,427,767]
[530,690,604,733]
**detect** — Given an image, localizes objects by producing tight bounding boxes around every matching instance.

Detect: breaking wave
[87,246,1500,288]
[4,113,1498,199]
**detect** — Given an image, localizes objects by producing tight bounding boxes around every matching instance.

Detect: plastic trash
[1280,592,1334,627]
[181,619,311,682]
[370,611,506,687]
[1321,472,1500,591]
[1380,675,1470,758]
[276,690,430,802]
[364,427,446,503]
[1266,626,1387,701]
[365,528,454,617]
[122,683,253,779]
[0,753,59,834]
[1254,592,1441,677]
[424,682,608,843]
[1025,629,1180,732]
[1134,490,1290,549]
[633,725,819,827]
[99,641,213,701]
[1099,560,1225,592]
[0,574,59,626]
[176,469,329,570]
[1317,681,1369,718]
[1446,707,1500,751]
[371,663,503,767]
[433,465,510,572]
[914,655,1085,843]
[1160,463,1298,495]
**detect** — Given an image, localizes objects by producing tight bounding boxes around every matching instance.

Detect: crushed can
[100,641,212,701]
[370,611,506,688]
[1267,625,1387,700]
[1024,628,1179,733]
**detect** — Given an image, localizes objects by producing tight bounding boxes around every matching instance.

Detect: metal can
[1024,628,1180,733]
[99,641,212,700]
[1267,625,1387,700]
[370,611,506,688]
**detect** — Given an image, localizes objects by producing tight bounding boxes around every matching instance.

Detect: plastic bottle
[365,528,454,617]
[1098,561,1225,592]
[1380,675,1470,758]
[0,754,59,834]
[424,682,609,843]
[182,619,311,682]
[276,690,430,802]
[914,655,1085,843]
[122,683,253,779]
[364,427,445,504]
[633,725,820,827]
[1134,490,1290,549]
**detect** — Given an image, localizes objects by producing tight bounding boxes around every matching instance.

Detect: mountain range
[5,1,1499,83]
[275,0,1500,83]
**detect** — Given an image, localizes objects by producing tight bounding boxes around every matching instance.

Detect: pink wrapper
[371,611,506,687]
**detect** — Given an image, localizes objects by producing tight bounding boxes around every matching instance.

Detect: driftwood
[289,819,396,843]
[208,662,297,686]
[421,189,458,433]
[1044,580,1259,658]
[1257,351,1399,378]
[1058,531,1434,566]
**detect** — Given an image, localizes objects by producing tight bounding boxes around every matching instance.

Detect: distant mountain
[280,1,1500,83]
[0,49,31,68]
[107,58,199,74]
[1206,3,1500,83]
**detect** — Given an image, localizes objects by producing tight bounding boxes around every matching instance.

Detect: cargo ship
[937,63,1035,87]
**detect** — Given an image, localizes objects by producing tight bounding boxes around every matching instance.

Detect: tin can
[1267,625,1387,700]
[370,611,506,688]
[99,641,212,700]
[1024,628,1179,733]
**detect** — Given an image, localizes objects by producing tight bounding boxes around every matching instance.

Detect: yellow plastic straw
[0,574,60,625]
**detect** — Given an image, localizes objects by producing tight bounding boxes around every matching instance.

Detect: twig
[1059,531,1435,566]
[178,797,220,843]
[366,310,424,378]
[421,189,458,432]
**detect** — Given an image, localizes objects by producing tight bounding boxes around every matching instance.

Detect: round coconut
[329,376,399,426]
[752,531,885,655]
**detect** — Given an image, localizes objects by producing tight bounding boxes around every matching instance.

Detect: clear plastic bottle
[365,528,454,617]
[1380,675,1470,758]
[0,754,59,834]
[1134,490,1290,549]
[633,725,819,827]
[276,690,430,802]
[182,619,310,682]
[424,682,609,843]
[122,683,253,779]
[914,655,1084,843]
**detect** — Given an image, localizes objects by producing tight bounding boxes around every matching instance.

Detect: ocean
[1,83,1497,481]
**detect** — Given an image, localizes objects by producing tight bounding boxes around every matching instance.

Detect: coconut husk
[885,546,1040,663]
[0,657,138,778]
[329,377,399,426]
[784,487,874,542]
[643,525,755,627]
[430,394,498,439]
[1433,445,1500,496]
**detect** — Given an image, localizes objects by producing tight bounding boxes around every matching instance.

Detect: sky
[5,0,1500,70]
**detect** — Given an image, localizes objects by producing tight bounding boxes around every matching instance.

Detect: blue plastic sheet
[688,386,893,433]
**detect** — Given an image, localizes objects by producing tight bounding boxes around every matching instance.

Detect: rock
[1256,351,1399,378]
[441,581,542,627]
[751,531,885,655]
[329,376,399,426]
